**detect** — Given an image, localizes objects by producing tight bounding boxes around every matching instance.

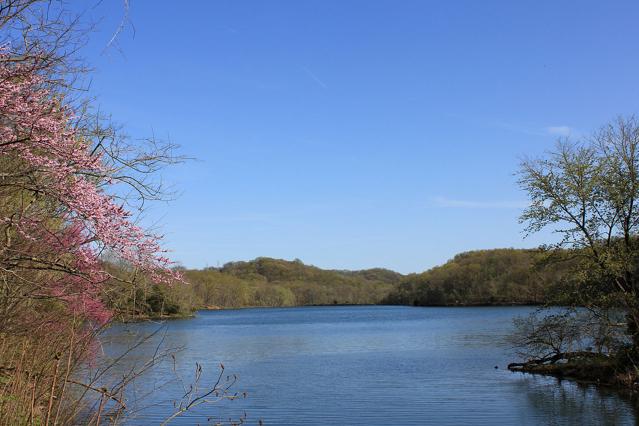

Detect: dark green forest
[107,250,573,319]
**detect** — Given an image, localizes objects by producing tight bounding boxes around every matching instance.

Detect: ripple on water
[93,306,636,425]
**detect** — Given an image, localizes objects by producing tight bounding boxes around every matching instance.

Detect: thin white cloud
[442,115,576,139]
[493,121,545,136]
[546,126,573,137]
[431,196,527,209]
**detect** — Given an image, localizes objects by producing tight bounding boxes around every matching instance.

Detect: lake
[94,306,636,425]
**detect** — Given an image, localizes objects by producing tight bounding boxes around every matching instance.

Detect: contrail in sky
[300,66,328,89]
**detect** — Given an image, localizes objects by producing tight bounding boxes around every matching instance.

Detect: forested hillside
[204,257,404,306]
[383,249,572,306]
[107,250,576,319]
[107,257,403,318]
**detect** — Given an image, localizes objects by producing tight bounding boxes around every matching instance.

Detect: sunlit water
[92,306,636,425]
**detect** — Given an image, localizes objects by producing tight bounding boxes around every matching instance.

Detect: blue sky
[79,1,639,273]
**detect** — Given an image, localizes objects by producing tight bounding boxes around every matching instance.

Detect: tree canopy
[383,248,571,306]
[509,116,639,387]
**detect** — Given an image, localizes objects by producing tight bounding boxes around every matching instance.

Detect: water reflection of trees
[513,374,637,425]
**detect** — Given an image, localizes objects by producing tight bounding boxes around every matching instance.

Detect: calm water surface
[94,306,637,425]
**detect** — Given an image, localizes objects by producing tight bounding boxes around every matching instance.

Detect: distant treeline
[106,249,574,319]
[382,248,573,306]
[106,257,402,319]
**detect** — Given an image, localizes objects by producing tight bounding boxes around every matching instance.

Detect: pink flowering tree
[0,2,189,422]
[0,53,181,328]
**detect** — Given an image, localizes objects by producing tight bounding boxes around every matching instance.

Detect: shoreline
[509,362,638,395]
[116,302,545,321]
[195,302,544,311]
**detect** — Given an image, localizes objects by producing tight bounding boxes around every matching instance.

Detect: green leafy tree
[519,116,639,346]
[506,116,639,388]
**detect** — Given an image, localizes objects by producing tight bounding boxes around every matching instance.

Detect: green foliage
[518,117,639,348]
[187,258,400,309]
[384,248,571,306]
[507,117,639,385]
[106,258,403,317]
[107,250,582,318]
[104,263,194,320]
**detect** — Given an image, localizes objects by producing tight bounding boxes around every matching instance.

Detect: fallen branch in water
[508,350,607,371]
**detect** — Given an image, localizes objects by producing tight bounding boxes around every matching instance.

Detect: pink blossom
[0,51,181,325]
